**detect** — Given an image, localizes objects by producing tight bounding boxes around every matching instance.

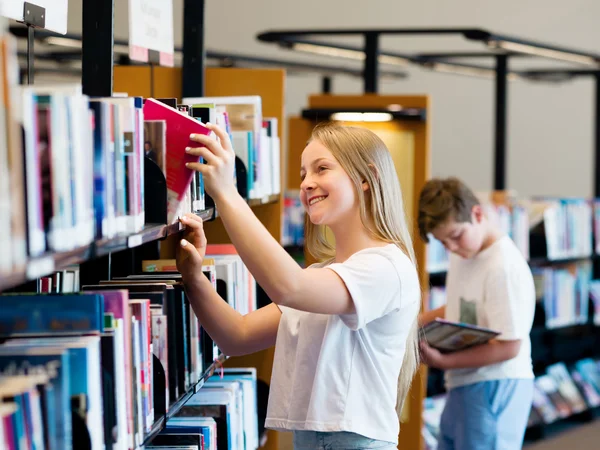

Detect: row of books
[532,261,593,329]
[0,33,282,276]
[0,33,200,272]
[428,261,598,329]
[423,358,600,450]
[179,95,282,203]
[0,244,257,450]
[531,198,593,261]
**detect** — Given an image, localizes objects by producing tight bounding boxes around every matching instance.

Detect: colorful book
[142,98,211,223]
[421,318,500,353]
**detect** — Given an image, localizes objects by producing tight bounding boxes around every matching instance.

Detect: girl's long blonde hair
[305,122,420,419]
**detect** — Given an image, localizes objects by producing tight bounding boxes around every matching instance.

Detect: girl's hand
[176,213,207,279]
[185,123,237,203]
[419,340,449,370]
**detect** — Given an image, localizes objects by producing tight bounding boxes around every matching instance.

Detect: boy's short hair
[418,177,480,242]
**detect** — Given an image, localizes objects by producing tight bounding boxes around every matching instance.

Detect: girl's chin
[307,212,326,226]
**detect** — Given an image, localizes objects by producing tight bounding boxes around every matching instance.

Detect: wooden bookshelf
[114,66,285,450]
[287,94,431,450]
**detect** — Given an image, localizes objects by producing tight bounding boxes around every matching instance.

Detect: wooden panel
[114,66,152,98]
[153,66,183,99]
[309,94,428,110]
[287,117,313,190]
[114,65,183,100]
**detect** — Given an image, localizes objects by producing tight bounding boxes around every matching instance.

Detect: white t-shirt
[444,235,535,390]
[264,244,420,444]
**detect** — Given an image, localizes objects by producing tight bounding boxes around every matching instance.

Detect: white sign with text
[128,0,174,66]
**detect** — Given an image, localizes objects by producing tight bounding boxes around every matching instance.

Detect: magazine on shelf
[421,318,500,353]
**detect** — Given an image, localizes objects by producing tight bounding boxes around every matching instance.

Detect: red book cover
[142,98,211,222]
[205,244,238,255]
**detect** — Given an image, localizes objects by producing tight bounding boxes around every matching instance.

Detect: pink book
[86,289,134,448]
[142,98,211,222]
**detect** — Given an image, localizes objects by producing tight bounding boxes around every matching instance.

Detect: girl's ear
[362,163,378,191]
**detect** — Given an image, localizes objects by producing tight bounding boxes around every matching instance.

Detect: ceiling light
[293,43,411,67]
[487,40,599,67]
[293,43,365,61]
[425,61,520,81]
[330,112,393,122]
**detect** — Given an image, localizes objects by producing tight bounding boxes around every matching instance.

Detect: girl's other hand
[176,213,208,279]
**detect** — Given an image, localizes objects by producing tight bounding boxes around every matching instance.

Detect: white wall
[65,0,599,197]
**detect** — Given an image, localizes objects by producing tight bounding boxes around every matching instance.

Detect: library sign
[129,0,175,67]
[1,0,69,34]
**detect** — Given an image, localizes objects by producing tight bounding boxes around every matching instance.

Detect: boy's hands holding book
[420,340,450,370]
[186,123,238,203]
[176,213,207,279]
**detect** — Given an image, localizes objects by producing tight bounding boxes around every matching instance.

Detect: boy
[418,177,535,450]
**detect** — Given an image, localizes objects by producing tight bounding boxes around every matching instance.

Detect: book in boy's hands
[142,98,212,223]
[421,318,500,353]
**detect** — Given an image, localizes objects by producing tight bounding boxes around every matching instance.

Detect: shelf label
[2,1,68,35]
[128,0,174,66]
[128,234,143,248]
[26,256,55,280]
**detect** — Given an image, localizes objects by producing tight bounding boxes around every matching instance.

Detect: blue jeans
[438,379,534,450]
[293,431,397,449]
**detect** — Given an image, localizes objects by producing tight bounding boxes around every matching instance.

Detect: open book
[421,318,500,353]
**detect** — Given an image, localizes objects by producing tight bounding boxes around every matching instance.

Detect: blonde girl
[177,122,420,449]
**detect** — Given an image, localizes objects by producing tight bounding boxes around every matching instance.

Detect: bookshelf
[114,65,286,450]
[0,2,270,449]
[287,94,431,450]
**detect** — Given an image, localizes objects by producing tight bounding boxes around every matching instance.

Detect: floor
[525,421,600,450]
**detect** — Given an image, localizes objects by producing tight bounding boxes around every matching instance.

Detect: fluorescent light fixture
[293,42,410,66]
[425,61,520,81]
[487,40,599,67]
[330,112,393,122]
[379,54,411,66]
[294,43,365,61]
